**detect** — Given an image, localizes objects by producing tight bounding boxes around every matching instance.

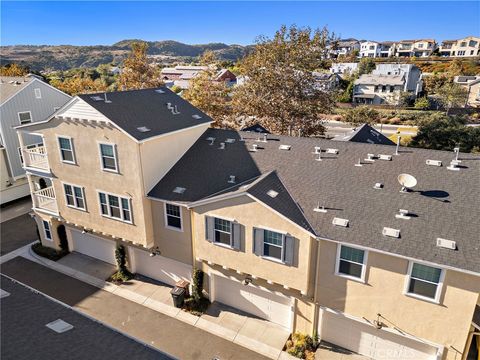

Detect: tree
[436,83,468,114]
[358,57,376,76]
[0,63,29,76]
[198,50,218,66]
[414,96,430,110]
[49,75,108,96]
[183,69,230,127]
[118,42,163,90]
[232,25,336,136]
[410,114,480,152]
[343,106,380,126]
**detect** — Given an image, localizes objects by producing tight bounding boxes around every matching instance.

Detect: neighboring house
[0,75,70,204]
[329,38,360,58]
[330,62,359,77]
[395,39,437,57]
[313,72,341,91]
[17,89,480,360]
[378,41,396,57]
[214,69,237,85]
[161,65,234,90]
[333,123,395,145]
[241,123,271,134]
[454,75,480,107]
[373,63,423,94]
[353,74,405,104]
[439,36,480,57]
[109,66,122,75]
[359,41,381,58]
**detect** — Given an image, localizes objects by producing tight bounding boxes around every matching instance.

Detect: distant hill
[0,40,253,72]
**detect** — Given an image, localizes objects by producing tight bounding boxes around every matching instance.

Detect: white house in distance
[0,75,70,204]
[359,41,381,58]
[439,36,480,57]
[330,63,359,77]
[329,38,360,58]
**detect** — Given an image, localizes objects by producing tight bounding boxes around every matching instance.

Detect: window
[165,203,182,230]
[42,221,52,241]
[418,43,424,48]
[214,217,232,246]
[58,137,75,164]
[381,86,386,92]
[63,184,85,210]
[336,245,367,280]
[458,51,466,56]
[263,230,284,260]
[99,143,118,172]
[99,192,131,223]
[18,111,32,125]
[389,86,395,93]
[460,42,467,47]
[34,88,42,99]
[406,262,443,301]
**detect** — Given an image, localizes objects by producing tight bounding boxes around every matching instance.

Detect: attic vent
[155,89,165,94]
[378,154,392,161]
[373,182,383,189]
[173,187,186,194]
[326,148,339,154]
[192,114,202,119]
[382,227,400,238]
[225,138,235,144]
[228,175,236,184]
[267,190,279,198]
[365,153,376,162]
[395,209,411,220]
[219,142,226,150]
[332,217,349,227]
[447,160,460,171]
[250,144,258,152]
[314,202,327,213]
[46,319,74,333]
[90,95,103,101]
[206,137,215,145]
[166,102,180,115]
[314,146,321,154]
[279,145,291,151]
[436,237,456,250]
[426,159,442,167]
[137,126,150,133]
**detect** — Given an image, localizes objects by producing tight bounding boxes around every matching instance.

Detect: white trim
[261,228,285,263]
[98,142,119,173]
[212,216,233,247]
[163,202,183,232]
[97,189,133,224]
[137,122,213,144]
[334,243,368,283]
[403,261,444,304]
[56,135,76,165]
[62,182,86,211]
[17,111,32,125]
[34,88,42,99]
[42,220,52,241]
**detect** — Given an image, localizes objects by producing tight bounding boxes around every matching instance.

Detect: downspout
[136,142,153,248]
[311,238,322,336]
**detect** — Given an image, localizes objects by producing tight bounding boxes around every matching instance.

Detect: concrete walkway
[1,256,270,360]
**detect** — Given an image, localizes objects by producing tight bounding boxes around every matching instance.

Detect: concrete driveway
[0,213,37,256]
[57,252,116,280]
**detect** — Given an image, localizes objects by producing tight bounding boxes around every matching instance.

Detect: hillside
[0,40,253,71]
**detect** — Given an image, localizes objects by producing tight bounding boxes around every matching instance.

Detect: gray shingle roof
[149,128,480,274]
[334,124,396,145]
[78,88,212,141]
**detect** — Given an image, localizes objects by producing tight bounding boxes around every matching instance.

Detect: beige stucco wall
[150,200,193,265]
[468,82,480,108]
[315,240,480,359]
[193,195,315,294]
[33,211,62,249]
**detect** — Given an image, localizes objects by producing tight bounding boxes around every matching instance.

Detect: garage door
[213,275,292,329]
[320,310,438,360]
[129,247,191,286]
[70,229,116,265]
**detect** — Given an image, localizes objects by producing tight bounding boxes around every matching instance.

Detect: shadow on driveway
[0,214,37,255]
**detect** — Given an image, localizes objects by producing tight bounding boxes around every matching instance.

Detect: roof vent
[314,202,327,213]
[261,133,268,143]
[137,126,151,133]
[447,160,460,171]
[155,89,166,94]
[326,148,339,154]
[228,175,236,184]
[355,159,363,167]
[192,114,202,119]
[250,144,258,152]
[279,145,291,151]
[332,217,349,227]
[314,146,321,154]
[46,319,74,333]
[219,142,226,150]
[365,153,376,162]
[395,209,411,220]
[166,102,180,115]
[173,187,186,194]
[90,95,103,101]
[373,182,383,189]
[104,93,111,103]
[378,154,392,161]
[382,227,400,238]
[206,137,215,145]
[225,138,235,144]
[436,237,456,250]
[426,159,442,167]
[267,190,279,198]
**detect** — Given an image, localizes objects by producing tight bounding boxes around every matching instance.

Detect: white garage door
[70,230,116,265]
[320,310,438,360]
[129,247,191,286]
[213,275,292,329]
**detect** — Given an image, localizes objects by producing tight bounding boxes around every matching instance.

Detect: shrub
[285,332,317,359]
[192,268,204,301]
[343,106,380,125]
[31,242,66,261]
[414,96,430,110]
[183,296,210,316]
[111,245,133,282]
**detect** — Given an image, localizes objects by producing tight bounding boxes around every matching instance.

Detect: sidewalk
[1,256,270,360]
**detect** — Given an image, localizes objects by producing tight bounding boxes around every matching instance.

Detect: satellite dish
[398,174,417,193]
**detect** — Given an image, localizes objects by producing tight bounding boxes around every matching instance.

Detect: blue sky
[1,1,479,46]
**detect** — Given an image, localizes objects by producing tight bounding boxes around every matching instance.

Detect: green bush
[286,332,316,359]
[414,96,430,110]
[31,242,66,261]
[192,268,204,301]
[183,296,210,316]
[111,245,133,282]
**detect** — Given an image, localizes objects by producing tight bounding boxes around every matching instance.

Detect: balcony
[22,146,49,171]
[33,186,58,214]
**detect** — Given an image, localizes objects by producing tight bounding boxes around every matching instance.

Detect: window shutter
[205,216,214,242]
[253,228,264,256]
[232,222,241,250]
[284,235,294,265]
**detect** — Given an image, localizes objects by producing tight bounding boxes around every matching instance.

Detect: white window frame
[18,111,32,125]
[98,142,118,173]
[262,228,285,263]
[335,244,368,283]
[62,182,86,211]
[42,220,52,241]
[213,217,233,248]
[97,190,132,224]
[57,135,76,165]
[164,202,183,232]
[34,88,42,99]
[404,261,444,304]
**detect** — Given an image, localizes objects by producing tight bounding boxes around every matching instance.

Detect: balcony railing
[22,146,49,171]
[33,186,58,213]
